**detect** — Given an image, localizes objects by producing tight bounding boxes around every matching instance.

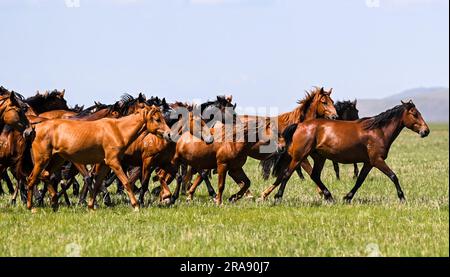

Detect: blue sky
[0,0,448,111]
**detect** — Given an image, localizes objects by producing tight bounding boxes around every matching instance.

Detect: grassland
[0,124,448,257]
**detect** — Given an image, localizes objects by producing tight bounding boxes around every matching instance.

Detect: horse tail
[259,123,298,179]
[272,123,298,177]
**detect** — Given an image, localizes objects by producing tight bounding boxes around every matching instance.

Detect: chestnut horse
[171,118,284,205]
[261,101,430,202]
[25,105,172,212]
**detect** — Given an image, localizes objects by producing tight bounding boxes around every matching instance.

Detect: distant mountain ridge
[357,87,449,123]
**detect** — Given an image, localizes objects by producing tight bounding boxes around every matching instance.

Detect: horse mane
[278,87,321,126]
[334,100,353,113]
[0,86,10,96]
[359,104,412,130]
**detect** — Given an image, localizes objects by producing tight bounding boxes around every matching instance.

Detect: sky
[0,0,448,112]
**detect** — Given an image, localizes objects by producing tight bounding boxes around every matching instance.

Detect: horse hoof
[161,198,171,206]
[213,198,222,206]
[325,197,335,204]
[256,196,267,203]
[31,208,38,214]
[10,199,16,206]
[134,206,140,212]
[228,196,238,203]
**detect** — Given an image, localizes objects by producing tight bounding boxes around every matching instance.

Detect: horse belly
[316,143,368,164]
[52,128,105,164]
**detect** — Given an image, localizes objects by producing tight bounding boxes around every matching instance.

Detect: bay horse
[25,105,172,212]
[0,87,34,197]
[261,100,430,202]
[189,88,337,197]
[332,100,360,180]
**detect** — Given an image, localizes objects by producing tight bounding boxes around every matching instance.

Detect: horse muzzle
[163,131,173,142]
[419,129,430,138]
[23,127,35,140]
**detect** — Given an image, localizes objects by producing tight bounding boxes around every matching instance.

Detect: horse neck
[277,105,303,132]
[81,109,109,121]
[379,116,405,150]
[116,113,147,146]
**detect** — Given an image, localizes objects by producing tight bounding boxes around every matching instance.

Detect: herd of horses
[0,85,430,213]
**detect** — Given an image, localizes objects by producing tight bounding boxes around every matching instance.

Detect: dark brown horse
[25,89,69,115]
[25,105,172,212]
[0,87,34,197]
[261,101,430,202]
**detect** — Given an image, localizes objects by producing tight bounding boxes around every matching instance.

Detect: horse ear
[44,91,49,98]
[60,89,65,98]
[353,99,357,106]
[320,87,325,94]
[401,100,407,105]
[36,90,40,95]
[226,95,233,103]
[328,88,333,94]
[138,93,146,102]
[9,91,20,106]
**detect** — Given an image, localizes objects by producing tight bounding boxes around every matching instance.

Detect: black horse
[333,100,360,179]
[25,89,69,114]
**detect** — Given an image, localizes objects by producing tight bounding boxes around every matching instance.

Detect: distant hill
[357,87,449,123]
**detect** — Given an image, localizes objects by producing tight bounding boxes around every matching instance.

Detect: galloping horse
[25,105,172,212]
[190,88,337,197]
[261,101,430,202]
[171,118,284,205]
[0,87,34,196]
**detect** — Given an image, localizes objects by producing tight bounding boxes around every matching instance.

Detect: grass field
[0,124,448,257]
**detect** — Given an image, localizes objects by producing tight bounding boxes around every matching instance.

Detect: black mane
[360,103,413,130]
[335,100,353,113]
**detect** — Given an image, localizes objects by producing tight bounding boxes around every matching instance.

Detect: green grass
[0,124,448,257]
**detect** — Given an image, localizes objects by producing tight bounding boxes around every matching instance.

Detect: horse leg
[186,174,203,201]
[3,170,15,194]
[353,163,359,179]
[260,164,293,201]
[127,166,141,194]
[228,168,251,202]
[295,168,305,180]
[308,154,333,202]
[26,155,52,211]
[37,183,47,207]
[88,164,109,210]
[106,158,139,210]
[333,161,340,180]
[58,178,74,206]
[273,159,303,201]
[373,159,406,202]
[201,170,217,198]
[160,171,175,204]
[300,159,322,195]
[214,164,228,206]
[343,163,373,203]
[0,167,9,195]
[138,158,155,206]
